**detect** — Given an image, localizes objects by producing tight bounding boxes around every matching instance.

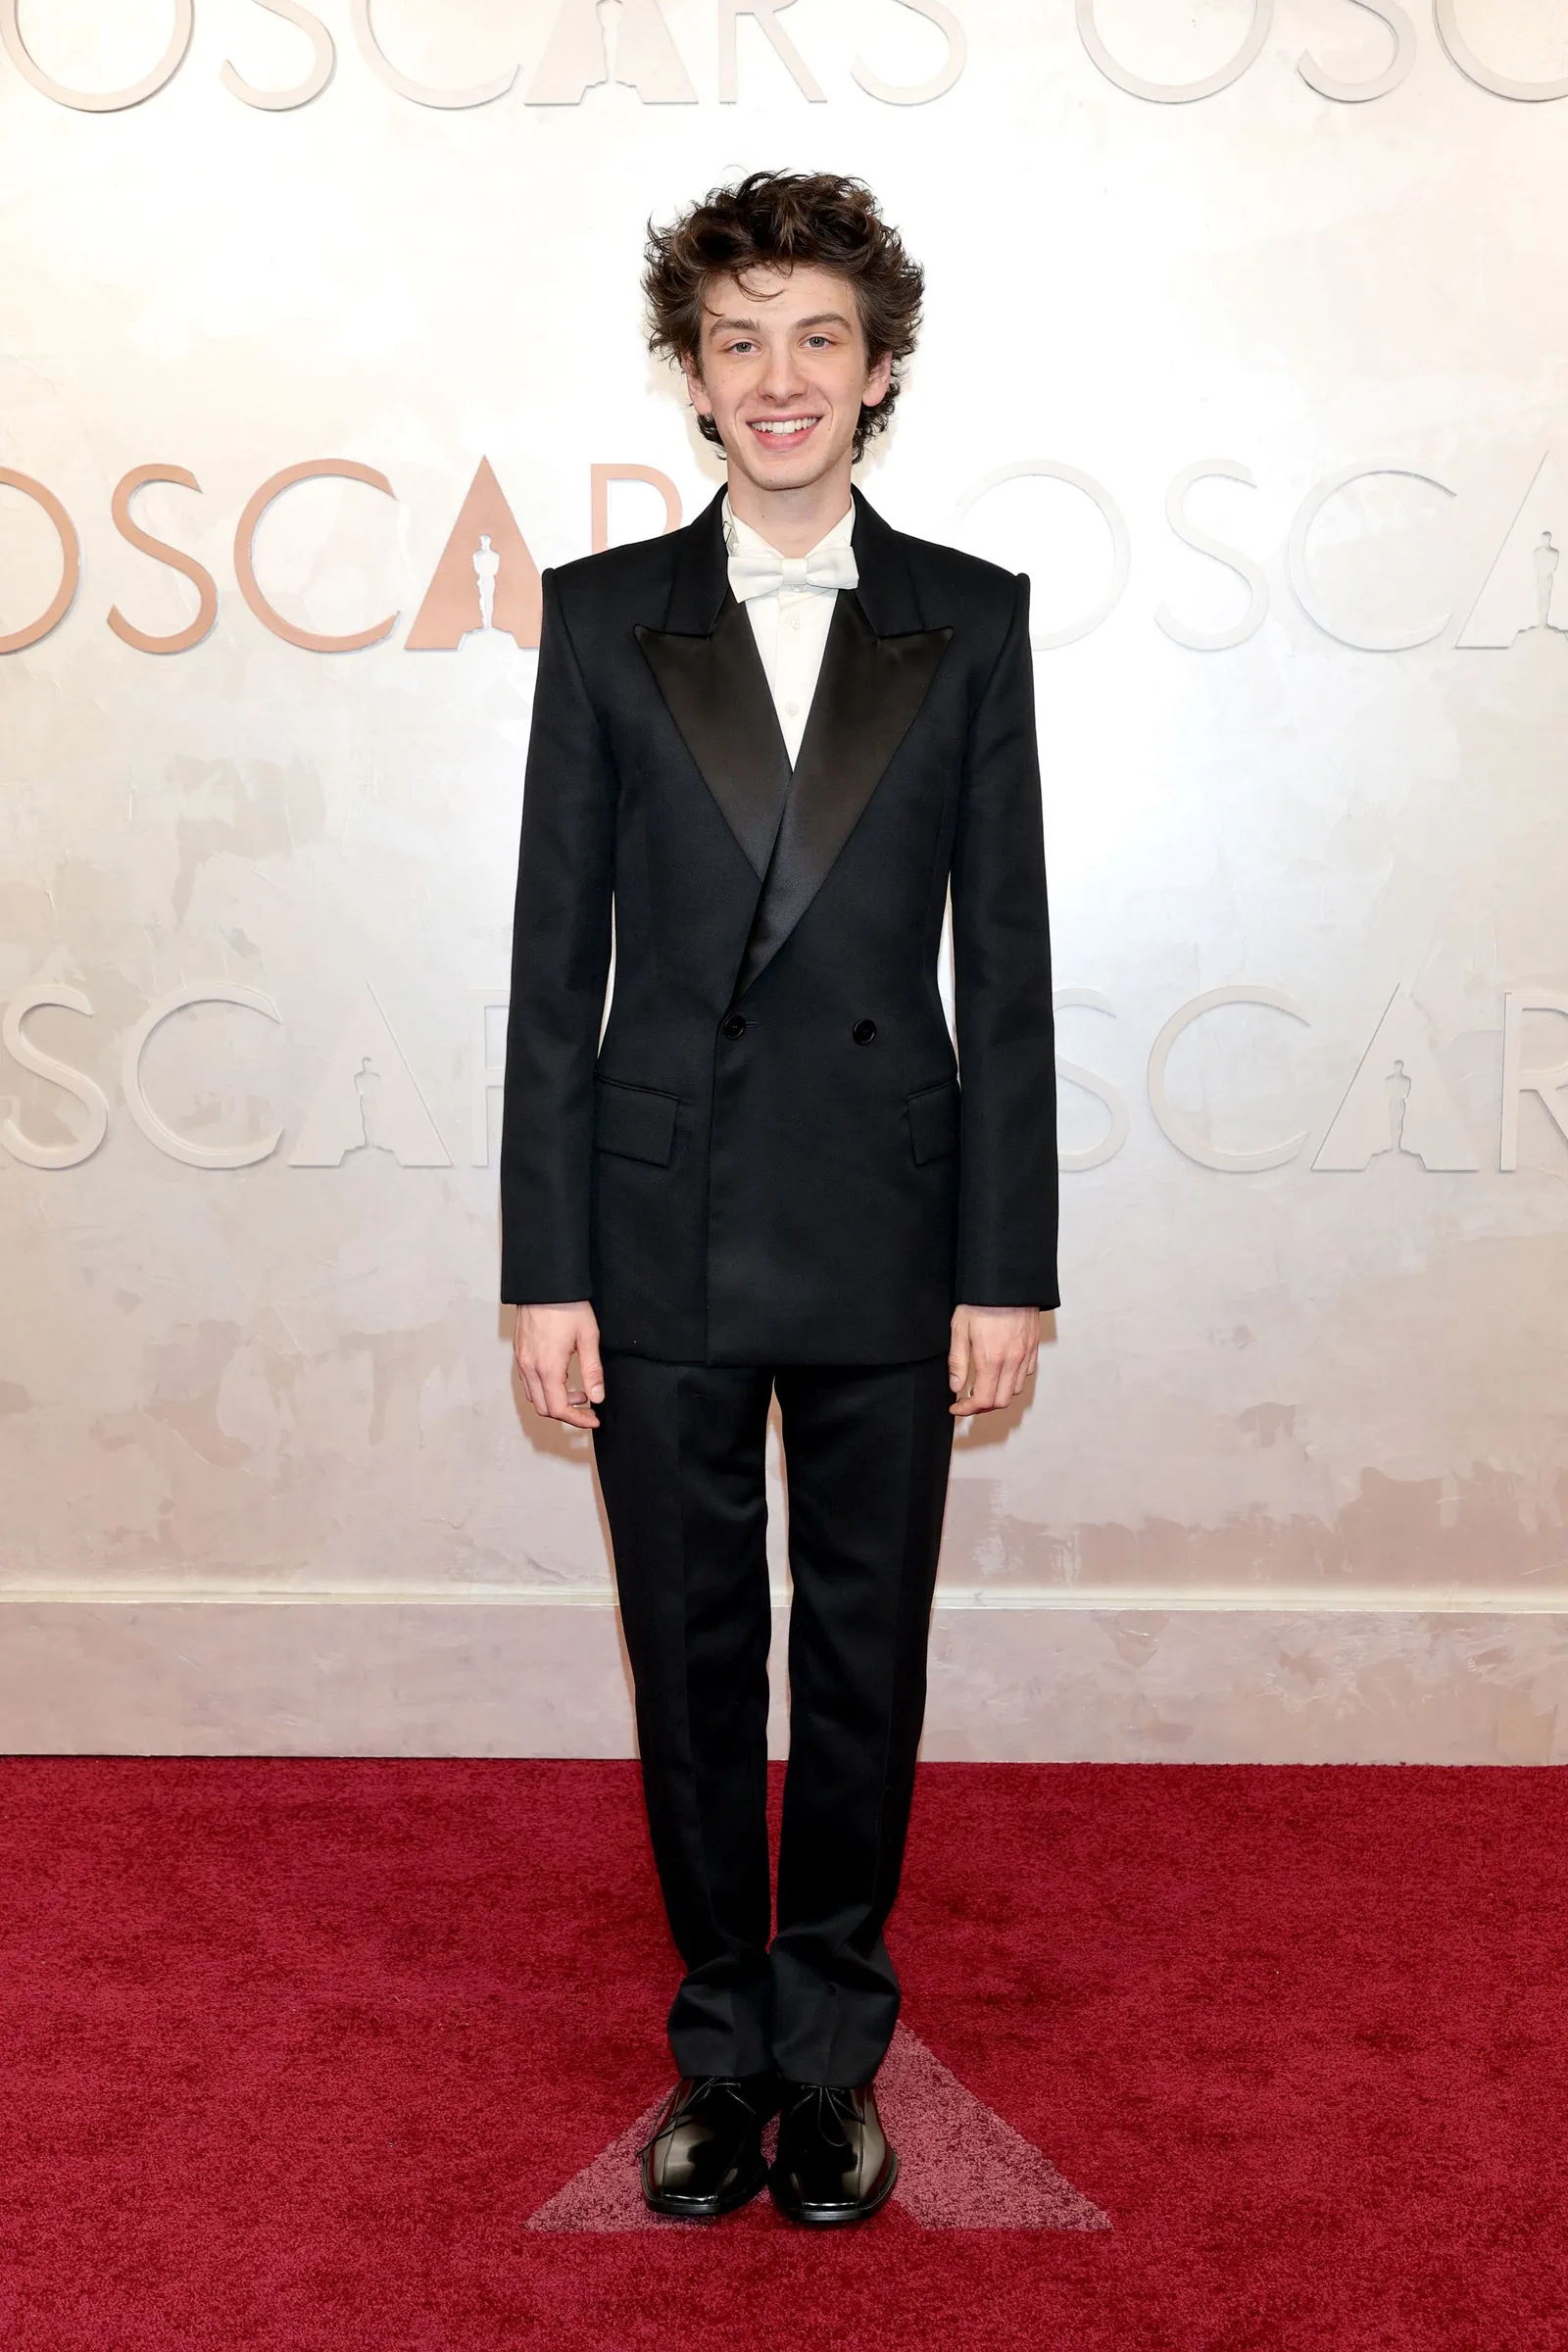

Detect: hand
[513,1301,605,1431]
[948,1304,1040,1418]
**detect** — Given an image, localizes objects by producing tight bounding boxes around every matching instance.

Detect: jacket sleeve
[950,572,1059,1308]
[499,570,616,1305]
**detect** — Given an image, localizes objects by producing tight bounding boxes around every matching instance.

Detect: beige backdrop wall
[4,0,1568,1761]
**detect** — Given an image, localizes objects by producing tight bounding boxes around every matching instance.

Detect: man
[502,172,1056,2226]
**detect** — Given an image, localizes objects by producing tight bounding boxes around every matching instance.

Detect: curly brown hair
[643,172,924,462]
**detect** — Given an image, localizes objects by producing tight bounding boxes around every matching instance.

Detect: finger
[948,1332,970,1397]
[578,1337,606,1407]
[543,1364,599,1431]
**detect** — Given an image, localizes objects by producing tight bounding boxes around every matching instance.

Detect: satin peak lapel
[736,594,953,998]
[634,596,792,881]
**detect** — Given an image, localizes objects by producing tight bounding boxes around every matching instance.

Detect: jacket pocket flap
[595,1079,678,1166]
[906,1079,959,1166]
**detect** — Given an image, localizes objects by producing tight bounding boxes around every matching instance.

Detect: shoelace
[782,2082,859,2153]
[637,2077,754,2159]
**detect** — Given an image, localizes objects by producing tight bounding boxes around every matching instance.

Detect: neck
[724,463,855,557]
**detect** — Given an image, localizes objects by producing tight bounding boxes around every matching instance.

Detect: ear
[862,349,895,411]
[681,354,713,419]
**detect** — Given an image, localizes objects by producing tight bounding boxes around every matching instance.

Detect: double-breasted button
[721,1013,747,1041]
[852,1018,878,1046]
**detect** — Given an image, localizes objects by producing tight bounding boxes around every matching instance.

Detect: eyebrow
[704,310,856,336]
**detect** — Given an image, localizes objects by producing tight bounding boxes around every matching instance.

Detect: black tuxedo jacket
[500,486,1057,1365]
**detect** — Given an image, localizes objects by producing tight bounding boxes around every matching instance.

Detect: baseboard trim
[3,1584,1566,1614]
[0,1594,1565,1763]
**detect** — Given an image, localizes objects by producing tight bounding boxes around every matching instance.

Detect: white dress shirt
[723,495,857,765]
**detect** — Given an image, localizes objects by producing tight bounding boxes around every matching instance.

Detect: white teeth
[753,419,817,436]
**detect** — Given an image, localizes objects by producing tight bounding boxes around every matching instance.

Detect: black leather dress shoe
[639,2076,775,2219]
[769,2082,899,2225]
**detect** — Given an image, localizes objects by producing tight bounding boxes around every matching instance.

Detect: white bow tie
[727,542,859,603]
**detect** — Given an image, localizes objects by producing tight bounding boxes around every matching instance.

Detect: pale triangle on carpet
[525,2023,1109,2232]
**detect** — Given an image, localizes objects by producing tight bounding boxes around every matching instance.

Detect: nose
[758,338,808,406]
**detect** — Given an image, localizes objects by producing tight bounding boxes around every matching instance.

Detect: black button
[853,1018,878,1046]
[721,1013,747,1041]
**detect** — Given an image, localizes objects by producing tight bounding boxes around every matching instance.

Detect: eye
[805,335,832,349]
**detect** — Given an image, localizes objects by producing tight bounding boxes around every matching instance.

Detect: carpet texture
[0,1758,1563,2350]
[524,2021,1108,2233]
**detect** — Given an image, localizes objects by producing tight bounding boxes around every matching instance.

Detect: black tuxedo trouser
[592,1350,955,2087]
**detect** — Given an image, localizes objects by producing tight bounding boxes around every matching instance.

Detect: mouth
[746,415,823,452]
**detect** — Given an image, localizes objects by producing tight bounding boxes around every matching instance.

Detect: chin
[738,444,844,490]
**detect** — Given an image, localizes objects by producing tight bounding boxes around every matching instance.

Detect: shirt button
[722,1013,747,1041]
[785,700,800,715]
[789,615,802,631]
[853,1018,878,1046]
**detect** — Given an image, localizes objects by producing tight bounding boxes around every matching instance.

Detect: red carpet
[527,2019,1108,2233]
[0,1759,1563,2350]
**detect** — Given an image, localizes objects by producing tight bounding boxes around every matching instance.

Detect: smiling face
[683,263,894,519]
